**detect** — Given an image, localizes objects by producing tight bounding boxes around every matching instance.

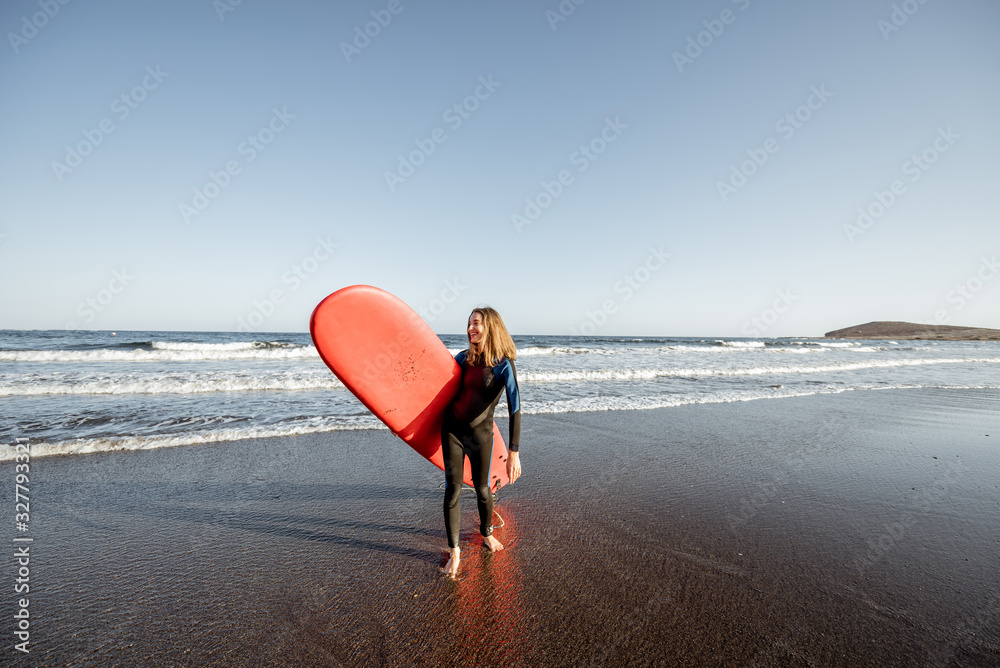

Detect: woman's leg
[442,421,466,550]
[469,422,501,549]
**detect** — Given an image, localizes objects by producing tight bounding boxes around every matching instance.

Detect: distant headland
[825,321,1000,341]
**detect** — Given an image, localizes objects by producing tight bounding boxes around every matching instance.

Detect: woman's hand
[507,451,521,484]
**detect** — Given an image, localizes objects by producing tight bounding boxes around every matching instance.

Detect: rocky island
[825,321,1000,340]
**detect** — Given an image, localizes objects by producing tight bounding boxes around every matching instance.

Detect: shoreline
[8,387,1000,666]
[9,382,1000,462]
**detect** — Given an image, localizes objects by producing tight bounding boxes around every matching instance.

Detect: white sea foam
[0,344,318,363]
[664,344,827,354]
[660,344,840,354]
[0,373,344,396]
[444,340,911,358]
[6,354,997,395]
[520,357,1000,382]
[788,340,863,348]
[718,340,766,348]
[525,383,1000,415]
[151,341,296,351]
[0,416,385,461]
[517,346,598,356]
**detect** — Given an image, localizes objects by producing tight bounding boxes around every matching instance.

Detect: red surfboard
[309,285,510,492]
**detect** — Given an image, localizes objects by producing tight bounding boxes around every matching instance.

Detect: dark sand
[8,388,1000,667]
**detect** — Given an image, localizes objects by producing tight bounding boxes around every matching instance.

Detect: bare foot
[443,547,460,578]
[483,534,504,552]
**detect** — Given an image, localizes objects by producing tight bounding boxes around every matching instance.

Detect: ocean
[3,329,999,460]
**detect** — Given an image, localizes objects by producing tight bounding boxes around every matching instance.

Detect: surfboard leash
[436,482,505,529]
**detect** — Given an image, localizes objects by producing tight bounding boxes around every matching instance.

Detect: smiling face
[467,311,485,347]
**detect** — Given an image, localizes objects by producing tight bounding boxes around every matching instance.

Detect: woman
[441,307,522,577]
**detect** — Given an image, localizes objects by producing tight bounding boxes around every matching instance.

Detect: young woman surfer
[441,307,522,577]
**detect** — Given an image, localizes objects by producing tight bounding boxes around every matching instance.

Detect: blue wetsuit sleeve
[495,359,521,451]
[454,350,467,365]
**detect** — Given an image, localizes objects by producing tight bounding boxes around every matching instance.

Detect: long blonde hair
[466,307,517,366]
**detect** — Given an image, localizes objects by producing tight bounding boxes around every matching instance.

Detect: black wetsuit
[441,350,521,548]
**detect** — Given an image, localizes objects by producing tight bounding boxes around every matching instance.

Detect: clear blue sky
[2,0,997,336]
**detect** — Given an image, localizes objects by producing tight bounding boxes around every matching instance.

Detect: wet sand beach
[11,388,1000,667]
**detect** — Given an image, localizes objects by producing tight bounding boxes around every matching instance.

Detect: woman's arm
[497,359,520,451]
[497,358,522,483]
